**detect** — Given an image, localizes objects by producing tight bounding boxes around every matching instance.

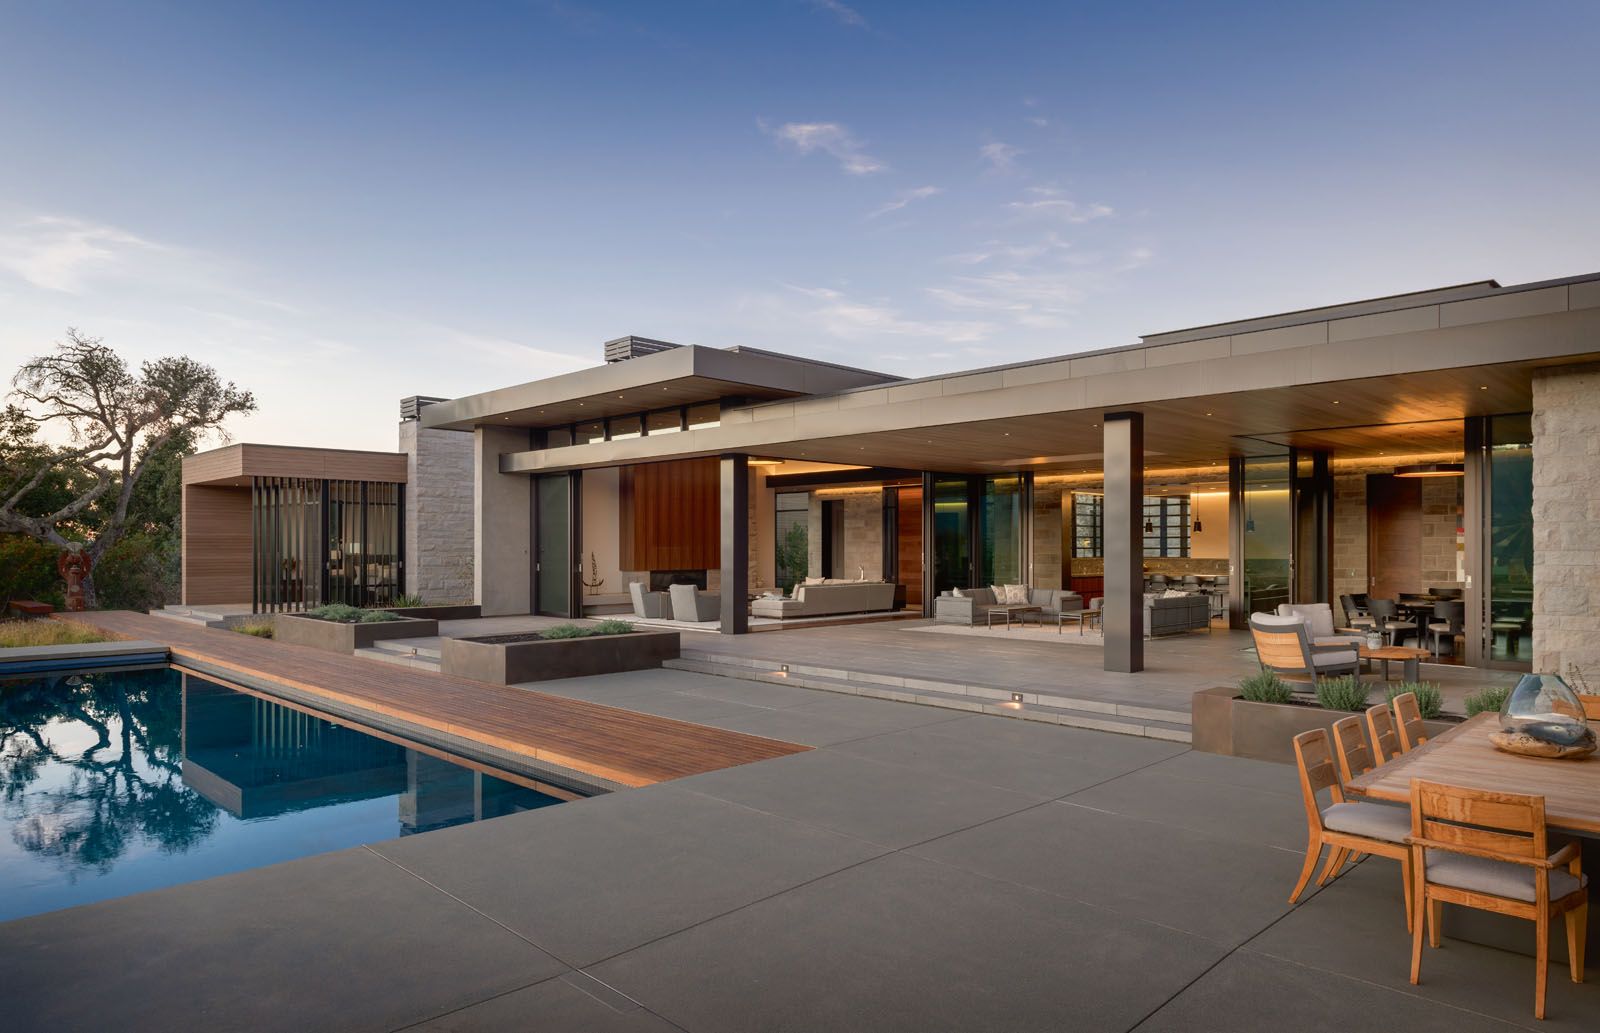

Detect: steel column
[1228,457,1246,629]
[1103,412,1145,673]
[921,471,936,617]
[720,454,749,634]
[1463,416,1488,667]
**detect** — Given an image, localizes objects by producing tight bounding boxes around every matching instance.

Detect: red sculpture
[57,548,92,612]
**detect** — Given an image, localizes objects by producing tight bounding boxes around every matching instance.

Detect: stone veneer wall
[1532,363,1600,681]
[1031,481,1063,589]
[1419,477,1464,587]
[808,490,883,580]
[1331,475,1367,625]
[398,419,475,604]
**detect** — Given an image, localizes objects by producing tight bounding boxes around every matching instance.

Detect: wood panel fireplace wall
[618,458,720,574]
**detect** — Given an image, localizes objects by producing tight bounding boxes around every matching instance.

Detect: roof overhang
[183,444,408,487]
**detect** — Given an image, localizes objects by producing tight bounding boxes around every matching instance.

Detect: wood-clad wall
[183,484,252,604]
[618,458,720,571]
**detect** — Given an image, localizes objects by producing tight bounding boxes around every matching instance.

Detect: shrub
[1238,670,1293,704]
[0,619,107,647]
[94,532,180,611]
[1315,675,1371,712]
[309,603,364,622]
[232,619,275,639]
[357,608,402,623]
[593,619,635,635]
[1388,681,1444,719]
[538,623,593,639]
[1463,685,1512,718]
[390,593,425,609]
[0,536,62,609]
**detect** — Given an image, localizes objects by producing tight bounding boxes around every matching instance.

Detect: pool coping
[0,640,170,673]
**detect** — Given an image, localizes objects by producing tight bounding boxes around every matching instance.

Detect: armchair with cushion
[1249,612,1361,691]
[668,583,720,623]
[629,581,668,619]
[1277,603,1365,648]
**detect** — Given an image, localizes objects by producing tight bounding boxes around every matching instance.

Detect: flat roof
[183,443,408,486]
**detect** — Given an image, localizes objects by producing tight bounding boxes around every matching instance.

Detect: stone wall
[1331,475,1367,624]
[398,420,475,604]
[1419,477,1464,589]
[1031,481,1063,589]
[473,425,533,616]
[808,489,883,580]
[1532,363,1600,681]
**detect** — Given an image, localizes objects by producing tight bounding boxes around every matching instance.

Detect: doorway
[1367,474,1422,600]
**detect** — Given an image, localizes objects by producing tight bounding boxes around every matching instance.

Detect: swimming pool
[0,665,573,921]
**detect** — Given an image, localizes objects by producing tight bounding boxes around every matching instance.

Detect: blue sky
[2,1,1596,450]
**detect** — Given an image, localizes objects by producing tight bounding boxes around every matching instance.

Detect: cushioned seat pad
[1425,850,1588,903]
[1321,801,1410,843]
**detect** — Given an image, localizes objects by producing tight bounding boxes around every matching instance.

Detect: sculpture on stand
[57,548,92,612]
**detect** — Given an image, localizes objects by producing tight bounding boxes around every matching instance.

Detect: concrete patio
[3,664,1588,1032]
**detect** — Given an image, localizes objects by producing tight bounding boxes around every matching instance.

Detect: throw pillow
[953,587,967,598]
[1004,584,1030,605]
[1162,589,1189,599]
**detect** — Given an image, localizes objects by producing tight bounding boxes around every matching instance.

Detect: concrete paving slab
[911,799,1315,946]
[692,693,968,747]
[371,784,886,968]
[1063,766,1311,851]
[916,712,1190,768]
[408,973,680,1032]
[1133,950,1519,1033]
[521,668,741,703]
[829,724,1153,798]
[671,747,1048,848]
[0,847,565,1033]
[589,851,1230,1033]
[1246,860,1600,1030]
[1138,747,1303,798]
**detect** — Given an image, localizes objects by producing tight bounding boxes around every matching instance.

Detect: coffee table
[987,605,1042,630]
[1357,642,1430,681]
[1056,608,1101,635]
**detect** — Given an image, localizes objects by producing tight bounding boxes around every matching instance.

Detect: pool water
[0,666,569,921]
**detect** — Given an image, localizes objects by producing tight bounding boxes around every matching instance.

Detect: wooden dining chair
[1366,702,1402,762]
[1289,729,1413,930]
[1408,779,1588,1019]
[1580,694,1600,722]
[1392,691,1428,752]
[1331,714,1377,785]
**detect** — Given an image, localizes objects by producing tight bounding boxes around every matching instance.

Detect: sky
[1,1,1596,452]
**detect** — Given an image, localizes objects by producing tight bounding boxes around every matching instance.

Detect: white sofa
[750,580,896,619]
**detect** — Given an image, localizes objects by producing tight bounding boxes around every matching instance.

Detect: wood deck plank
[58,611,808,787]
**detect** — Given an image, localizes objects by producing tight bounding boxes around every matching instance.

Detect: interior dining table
[1347,712,1598,956]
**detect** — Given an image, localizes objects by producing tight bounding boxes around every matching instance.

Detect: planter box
[440,629,680,685]
[381,604,482,621]
[273,614,438,653]
[1191,686,1458,765]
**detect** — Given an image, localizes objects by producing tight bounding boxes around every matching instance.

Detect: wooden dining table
[1347,712,1600,835]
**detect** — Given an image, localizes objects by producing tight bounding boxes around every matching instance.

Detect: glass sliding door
[931,477,971,595]
[979,474,1025,586]
[1242,455,1292,616]
[1487,414,1532,667]
[536,474,572,616]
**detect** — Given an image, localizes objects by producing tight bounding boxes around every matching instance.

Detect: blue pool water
[0,665,569,921]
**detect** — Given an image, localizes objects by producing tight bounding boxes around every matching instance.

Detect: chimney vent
[605,336,683,363]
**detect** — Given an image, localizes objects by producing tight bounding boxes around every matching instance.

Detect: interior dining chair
[1392,692,1428,752]
[1366,702,1403,762]
[1408,779,1588,1020]
[1289,729,1413,930]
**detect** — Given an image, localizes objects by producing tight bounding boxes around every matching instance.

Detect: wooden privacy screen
[618,458,720,571]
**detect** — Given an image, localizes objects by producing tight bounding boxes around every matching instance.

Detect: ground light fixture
[1393,462,1464,478]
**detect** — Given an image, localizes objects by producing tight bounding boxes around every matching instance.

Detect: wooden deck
[58,611,808,788]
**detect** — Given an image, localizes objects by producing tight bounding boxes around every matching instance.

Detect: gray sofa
[934,587,1084,626]
[750,580,896,620]
[1145,593,1211,636]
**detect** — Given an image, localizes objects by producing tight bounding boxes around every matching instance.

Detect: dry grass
[232,619,275,639]
[0,619,108,648]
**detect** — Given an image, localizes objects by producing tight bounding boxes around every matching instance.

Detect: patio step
[149,606,230,629]
[355,638,443,670]
[664,655,1192,743]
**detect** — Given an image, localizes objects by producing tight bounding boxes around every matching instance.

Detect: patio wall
[1532,362,1600,683]
[400,419,474,604]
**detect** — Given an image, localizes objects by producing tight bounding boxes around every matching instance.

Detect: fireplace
[650,569,707,591]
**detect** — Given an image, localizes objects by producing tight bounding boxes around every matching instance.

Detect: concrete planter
[1191,686,1458,764]
[273,613,438,653]
[440,630,680,685]
[381,604,482,621]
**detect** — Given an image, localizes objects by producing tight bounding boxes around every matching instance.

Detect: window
[607,414,642,441]
[687,401,720,429]
[1143,496,1190,558]
[646,408,683,435]
[774,492,809,592]
[1071,493,1103,558]
[573,420,604,445]
[546,426,573,449]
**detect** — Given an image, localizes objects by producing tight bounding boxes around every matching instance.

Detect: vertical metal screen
[251,477,403,613]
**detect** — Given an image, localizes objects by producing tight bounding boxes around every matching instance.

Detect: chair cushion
[1322,801,1410,843]
[1426,850,1588,903]
[1311,649,1358,669]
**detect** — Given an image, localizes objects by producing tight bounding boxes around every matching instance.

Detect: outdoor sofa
[750,579,896,620]
[934,587,1084,626]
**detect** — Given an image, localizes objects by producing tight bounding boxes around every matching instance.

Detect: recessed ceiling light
[1205,412,1213,417]
[1479,385,1488,390]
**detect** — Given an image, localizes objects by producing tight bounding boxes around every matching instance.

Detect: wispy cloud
[1005,197,1114,223]
[867,185,941,219]
[1025,115,1049,128]
[738,283,995,346]
[0,215,166,293]
[807,0,867,27]
[980,141,1023,173]
[761,120,886,175]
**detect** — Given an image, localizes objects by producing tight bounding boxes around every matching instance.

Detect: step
[148,607,228,629]
[676,649,1191,727]
[662,657,1191,743]
[366,638,443,660]
[354,645,441,671]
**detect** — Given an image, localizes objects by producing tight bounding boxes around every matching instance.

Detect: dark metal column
[1103,412,1145,673]
[921,472,936,617]
[1462,417,1488,667]
[1228,456,1246,629]
[567,470,583,619]
[720,454,749,634]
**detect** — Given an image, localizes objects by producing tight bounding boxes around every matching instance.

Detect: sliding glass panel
[1487,414,1532,667]
[773,492,809,593]
[536,475,571,616]
[1071,492,1103,558]
[932,477,971,594]
[978,475,1024,586]
[1242,455,1292,616]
